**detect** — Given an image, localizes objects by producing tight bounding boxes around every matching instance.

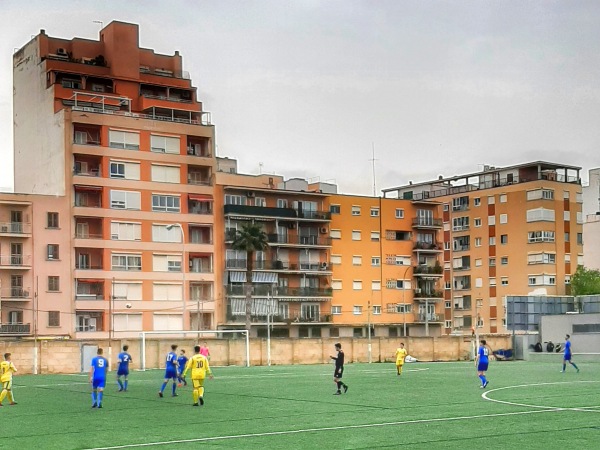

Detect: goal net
[138,330,250,371]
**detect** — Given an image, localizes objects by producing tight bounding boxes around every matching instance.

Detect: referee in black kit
[330,343,349,395]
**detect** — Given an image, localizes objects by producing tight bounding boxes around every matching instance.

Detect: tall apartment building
[12,22,216,338]
[383,162,583,334]
[583,168,600,270]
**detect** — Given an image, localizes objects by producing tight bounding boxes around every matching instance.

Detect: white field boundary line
[482,381,600,412]
[83,408,560,450]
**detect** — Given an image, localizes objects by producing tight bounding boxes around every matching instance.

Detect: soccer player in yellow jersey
[0,352,18,406]
[395,343,408,376]
[182,345,214,406]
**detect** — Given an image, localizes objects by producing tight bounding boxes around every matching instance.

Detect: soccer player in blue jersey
[475,339,490,389]
[158,344,179,397]
[90,348,108,408]
[117,345,133,392]
[177,349,188,387]
[561,334,580,373]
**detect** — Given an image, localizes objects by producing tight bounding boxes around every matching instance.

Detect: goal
[138,329,250,370]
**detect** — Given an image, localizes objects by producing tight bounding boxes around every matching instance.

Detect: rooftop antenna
[93,20,104,31]
[259,162,264,174]
[369,142,378,197]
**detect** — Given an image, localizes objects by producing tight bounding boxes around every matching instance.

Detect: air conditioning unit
[246,191,255,198]
[320,262,328,269]
[415,288,422,294]
[319,227,328,234]
[56,48,68,56]
[1,225,8,233]
[287,222,296,229]
[454,302,460,309]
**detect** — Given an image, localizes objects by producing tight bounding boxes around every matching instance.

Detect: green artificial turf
[2,361,599,449]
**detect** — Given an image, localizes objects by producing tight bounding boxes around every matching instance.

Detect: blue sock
[172,382,176,395]
[97,391,103,405]
[118,379,123,389]
[562,364,566,371]
[124,380,128,390]
[91,391,97,405]
[160,382,167,393]
[571,362,579,370]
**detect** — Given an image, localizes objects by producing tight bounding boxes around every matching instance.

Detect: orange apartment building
[12,22,216,338]
[383,162,583,335]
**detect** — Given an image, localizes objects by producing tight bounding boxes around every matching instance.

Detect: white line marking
[83,409,559,450]
[482,381,600,411]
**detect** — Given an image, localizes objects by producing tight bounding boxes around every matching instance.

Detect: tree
[570,266,600,296]
[232,223,269,332]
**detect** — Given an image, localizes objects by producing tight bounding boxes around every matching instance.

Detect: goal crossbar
[139,330,250,370]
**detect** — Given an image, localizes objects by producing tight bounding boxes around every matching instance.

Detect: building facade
[383,162,583,335]
[12,22,216,338]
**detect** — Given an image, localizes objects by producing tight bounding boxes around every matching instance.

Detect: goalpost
[139,330,250,371]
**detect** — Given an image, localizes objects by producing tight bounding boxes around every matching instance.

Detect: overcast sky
[1,0,599,194]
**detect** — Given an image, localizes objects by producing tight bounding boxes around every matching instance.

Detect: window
[113,314,143,332]
[452,196,469,211]
[452,216,470,231]
[564,190,570,199]
[150,134,180,154]
[489,237,496,246]
[500,214,508,224]
[153,254,183,272]
[501,256,508,265]
[330,255,342,265]
[489,278,496,286]
[372,281,381,291]
[488,196,495,205]
[109,130,140,150]
[110,190,141,210]
[152,194,181,213]
[353,280,363,290]
[47,212,59,229]
[353,305,363,315]
[110,161,141,180]
[528,275,556,286]
[500,234,508,244]
[370,231,380,241]
[370,207,380,217]
[254,197,266,207]
[352,230,361,241]
[112,254,142,271]
[330,204,340,214]
[528,253,556,264]
[443,204,449,211]
[445,301,451,308]
[395,304,412,313]
[47,244,59,260]
[563,211,571,221]
[500,194,507,203]
[330,229,341,239]
[526,208,555,222]
[331,280,342,290]
[474,198,481,206]
[488,216,496,226]
[475,258,482,267]
[445,320,452,328]
[111,222,142,241]
[48,276,60,292]
[475,237,482,247]
[395,208,404,219]
[153,314,184,330]
[225,195,246,205]
[151,164,180,183]
[501,277,509,286]
[48,311,60,327]
[277,199,288,208]
[564,232,570,242]
[528,231,555,243]
[373,305,381,315]
[151,225,182,243]
[351,206,361,216]
[113,282,143,301]
[474,218,482,227]
[352,256,362,266]
[527,189,554,201]
[577,233,583,245]
[332,306,342,315]
[489,258,496,266]
[371,257,381,267]
[475,278,483,288]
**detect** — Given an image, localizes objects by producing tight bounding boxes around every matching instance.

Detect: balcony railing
[415,314,442,322]
[224,204,331,221]
[226,285,332,297]
[0,254,32,267]
[73,167,101,177]
[188,173,212,186]
[267,234,332,246]
[71,104,211,126]
[413,242,442,250]
[0,323,31,335]
[75,231,103,239]
[414,265,443,275]
[412,218,443,228]
[454,284,471,291]
[0,222,31,234]
[0,287,31,299]
[75,263,104,270]
[76,293,105,300]
[453,245,470,252]
[414,290,444,298]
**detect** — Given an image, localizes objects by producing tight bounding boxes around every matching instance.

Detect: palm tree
[232,223,269,332]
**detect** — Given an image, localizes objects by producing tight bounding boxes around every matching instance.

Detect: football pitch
[2,361,599,449]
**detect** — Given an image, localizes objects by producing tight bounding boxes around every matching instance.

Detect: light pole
[166,223,186,330]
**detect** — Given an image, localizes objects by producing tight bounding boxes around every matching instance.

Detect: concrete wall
[1,334,511,375]
[540,312,600,353]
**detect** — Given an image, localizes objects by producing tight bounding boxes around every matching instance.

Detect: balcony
[298,210,331,220]
[0,287,31,300]
[0,254,32,269]
[413,241,442,251]
[453,245,470,252]
[224,204,297,219]
[0,323,31,336]
[74,189,102,208]
[0,222,32,235]
[226,285,332,297]
[414,290,444,299]
[73,160,101,177]
[189,199,213,215]
[412,218,443,228]
[187,139,211,157]
[188,172,212,186]
[415,314,443,323]
[267,234,332,246]
[413,265,443,276]
[73,125,101,146]
[75,218,103,239]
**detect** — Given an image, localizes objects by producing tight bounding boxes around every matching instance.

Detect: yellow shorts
[192,378,205,389]
[396,362,405,366]
[1,379,12,390]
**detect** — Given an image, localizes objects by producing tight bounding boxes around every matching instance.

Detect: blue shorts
[477,362,489,372]
[117,368,129,376]
[164,369,177,380]
[93,378,106,389]
[564,354,572,361]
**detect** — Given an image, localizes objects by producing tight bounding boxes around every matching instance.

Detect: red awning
[188,194,213,202]
[76,279,104,283]
[74,185,103,191]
